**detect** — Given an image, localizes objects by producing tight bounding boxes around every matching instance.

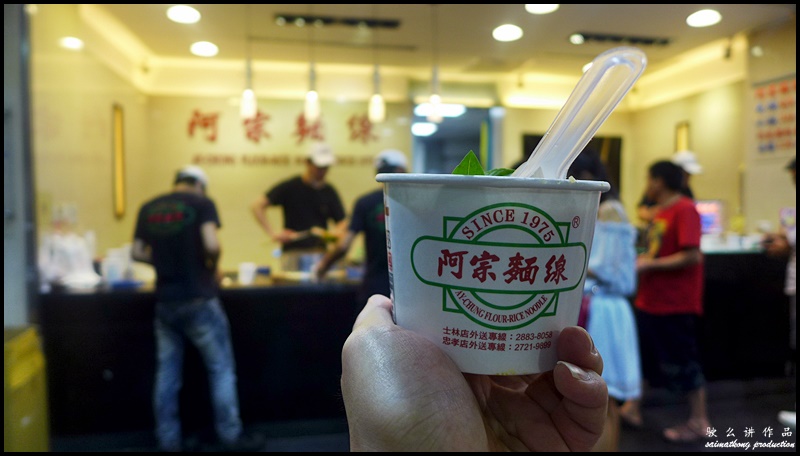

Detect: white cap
[671,150,702,175]
[374,149,408,170]
[176,165,209,187]
[307,143,336,167]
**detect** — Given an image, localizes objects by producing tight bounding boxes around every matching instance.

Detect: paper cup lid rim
[376,173,610,192]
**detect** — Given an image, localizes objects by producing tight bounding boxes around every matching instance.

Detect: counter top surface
[42,276,359,296]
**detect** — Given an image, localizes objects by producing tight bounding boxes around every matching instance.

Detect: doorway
[520,134,623,193]
[412,107,492,174]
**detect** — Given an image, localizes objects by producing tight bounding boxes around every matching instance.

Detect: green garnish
[451,150,515,176]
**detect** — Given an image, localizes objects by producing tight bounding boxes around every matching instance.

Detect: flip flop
[662,422,707,443]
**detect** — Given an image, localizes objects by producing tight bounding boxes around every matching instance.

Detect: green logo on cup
[410,203,587,330]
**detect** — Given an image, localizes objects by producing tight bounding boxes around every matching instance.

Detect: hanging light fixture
[368,66,385,123]
[240,6,257,118]
[368,5,386,124]
[304,10,321,122]
[427,4,443,124]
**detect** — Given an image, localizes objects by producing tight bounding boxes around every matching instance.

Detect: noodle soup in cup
[377,173,609,375]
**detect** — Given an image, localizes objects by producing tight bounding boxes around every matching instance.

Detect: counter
[38,250,791,436]
[699,249,791,381]
[39,280,360,436]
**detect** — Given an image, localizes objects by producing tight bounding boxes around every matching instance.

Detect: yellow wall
[627,82,748,226]
[743,15,797,233]
[141,96,412,270]
[30,4,148,260]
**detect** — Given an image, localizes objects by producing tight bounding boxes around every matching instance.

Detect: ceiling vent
[573,32,670,47]
[274,14,400,30]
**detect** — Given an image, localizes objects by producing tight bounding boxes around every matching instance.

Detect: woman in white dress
[569,152,642,451]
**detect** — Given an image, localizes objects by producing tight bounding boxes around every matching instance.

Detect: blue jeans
[153,297,242,450]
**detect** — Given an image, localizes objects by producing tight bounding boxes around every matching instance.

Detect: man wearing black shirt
[132,165,261,452]
[314,149,408,306]
[250,143,347,253]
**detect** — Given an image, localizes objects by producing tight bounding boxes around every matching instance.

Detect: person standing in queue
[636,150,701,225]
[250,142,347,255]
[132,165,263,452]
[568,152,641,452]
[620,160,711,443]
[761,156,796,430]
[314,149,408,307]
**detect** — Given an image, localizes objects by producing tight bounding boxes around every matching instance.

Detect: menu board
[754,76,796,155]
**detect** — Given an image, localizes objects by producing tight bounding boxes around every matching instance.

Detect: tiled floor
[50,376,796,452]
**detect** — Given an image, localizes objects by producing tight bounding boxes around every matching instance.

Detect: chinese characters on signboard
[187,109,381,144]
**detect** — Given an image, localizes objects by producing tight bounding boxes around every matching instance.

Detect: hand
[273,229,297,244]
[636,255,654,273]
[762,233,790,257]
[340,295,607,452]
[310,261,323,284]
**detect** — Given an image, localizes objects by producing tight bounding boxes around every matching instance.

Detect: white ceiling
[95,4,796,77]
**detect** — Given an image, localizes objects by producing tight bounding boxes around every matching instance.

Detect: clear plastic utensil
[512,47,647,179]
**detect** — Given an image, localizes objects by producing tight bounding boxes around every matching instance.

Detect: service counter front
[38,250,791,437]
[39,279,360,436]
[699,249,791,381]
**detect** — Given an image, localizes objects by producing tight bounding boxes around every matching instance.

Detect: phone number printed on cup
[442,328,554,352]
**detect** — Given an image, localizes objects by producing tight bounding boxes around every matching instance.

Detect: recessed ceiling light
[524,4,559,15]
[59,36,84,51]
[686,9,721,28]
[190,41,218,57]
[569,33,584,45]
[493,24,523,42]
[411,122,438,137]
[750,45,764,58]
[167,5,201,24]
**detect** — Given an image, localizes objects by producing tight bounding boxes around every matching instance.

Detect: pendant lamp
[240,6,257,119]
[427,4,443,124]
[304,12,321,122]
[368,6,386,123]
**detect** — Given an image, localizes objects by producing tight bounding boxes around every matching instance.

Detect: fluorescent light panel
[414,103,466,118]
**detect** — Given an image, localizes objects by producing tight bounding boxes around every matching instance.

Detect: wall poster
[753,75,796,155]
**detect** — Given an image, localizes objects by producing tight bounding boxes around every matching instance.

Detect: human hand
[340,295,607,452]
[635,255,654,273]
[310,260,325,283]
[761,233,790,258]
[273,229,298,244]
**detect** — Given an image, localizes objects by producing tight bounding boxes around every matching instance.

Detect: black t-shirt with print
[349,189,390,301]
[266,176,346,252]
[134,192,220,302]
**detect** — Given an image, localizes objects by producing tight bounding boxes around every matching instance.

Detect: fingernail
[585,330,598,355]
[557,361,592,381]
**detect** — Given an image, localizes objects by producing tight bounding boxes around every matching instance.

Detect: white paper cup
[377,173,609,375]
[238,262,257,285]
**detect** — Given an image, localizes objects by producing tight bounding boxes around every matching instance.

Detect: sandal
[663,422,708,443]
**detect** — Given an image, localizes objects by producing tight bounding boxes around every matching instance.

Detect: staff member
[250,143,347,253]
[132,165,262,452]
[315,149,408,306]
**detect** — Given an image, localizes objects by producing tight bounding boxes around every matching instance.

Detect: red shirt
[635,196,704,315]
